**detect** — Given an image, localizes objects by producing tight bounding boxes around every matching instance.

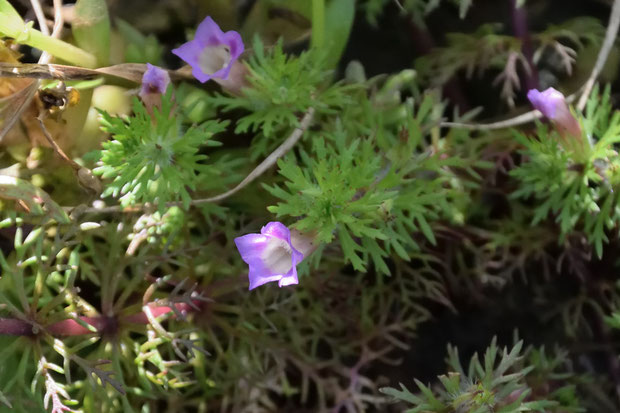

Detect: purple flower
[527,88,581,137]
[172,16,244,83]
[234,222,303,290]
[140,63,170,97]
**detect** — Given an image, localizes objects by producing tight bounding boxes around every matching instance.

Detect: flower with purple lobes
[527,87,581,137]
[140,63,170,97]
[172,16,244,83]
[234,222,303,290]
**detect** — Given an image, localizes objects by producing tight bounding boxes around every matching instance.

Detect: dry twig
[442,0,620,130]
[576,0,620,110]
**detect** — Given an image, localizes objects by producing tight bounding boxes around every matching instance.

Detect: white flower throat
[199,45,231,75]
[261,237,293,274]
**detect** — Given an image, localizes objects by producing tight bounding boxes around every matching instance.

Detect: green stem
[311,0,326,49]
[0,0,96,67]
[26,29,97,68]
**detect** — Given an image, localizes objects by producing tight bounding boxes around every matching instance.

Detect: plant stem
[0,302,195,337]
[509,0,537,92]
[311,0,326,49]
[577,0,620,110]
[408,19,470,112]
[0,0,96,68]
[25,29,97,68]
[65,107,316,214]
[442,0,620,130]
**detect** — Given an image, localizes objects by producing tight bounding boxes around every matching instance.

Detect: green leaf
[380,383,420,404]
[0,0,24,37]
[116,18,163,64]
[338,226,366,271]
[415,214,436,245]
[73,0,111,66]
[324,0,355,67]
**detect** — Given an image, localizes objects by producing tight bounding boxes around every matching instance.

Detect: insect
[37,82,80,120]
[0,79,40,145]
[0,62,95,143]
[0,61,149,143]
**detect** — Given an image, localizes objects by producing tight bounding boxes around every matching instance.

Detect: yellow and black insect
[0,60,167,142]
[36,82,80,119]
[0,62,93,142]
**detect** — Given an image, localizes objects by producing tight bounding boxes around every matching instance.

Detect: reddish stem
[407,19,471,112]
[0,302,194,337]
[510,0,538,91]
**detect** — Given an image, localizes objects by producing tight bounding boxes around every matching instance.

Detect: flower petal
[234,233,268,263]
[261,222,292,243]
[173,16,244,83]
[527,87,581,137]
[172,40,202,68]
[191,67,212,83]
[235,222,305,290]
[195,16,226,47]
[235,234,282,289]
[249,270,283,290]
[278,265,299,287]
[292,248,303,266]
[223,31,244,60]
[172,40,213,83]
[140,63,170,96]
[246,253,280,289]
[261,221,304,272]
[527,88,566,120]
[208,65,233,81]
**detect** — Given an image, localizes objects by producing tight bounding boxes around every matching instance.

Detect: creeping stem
[576,0,620,111]
[0,302,195,337]
[65,107,316,214]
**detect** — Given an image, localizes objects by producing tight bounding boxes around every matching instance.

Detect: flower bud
[527,88,582,139]
[139,63,171,112]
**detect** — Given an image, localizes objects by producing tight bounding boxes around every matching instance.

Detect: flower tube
[234,222,304,290]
